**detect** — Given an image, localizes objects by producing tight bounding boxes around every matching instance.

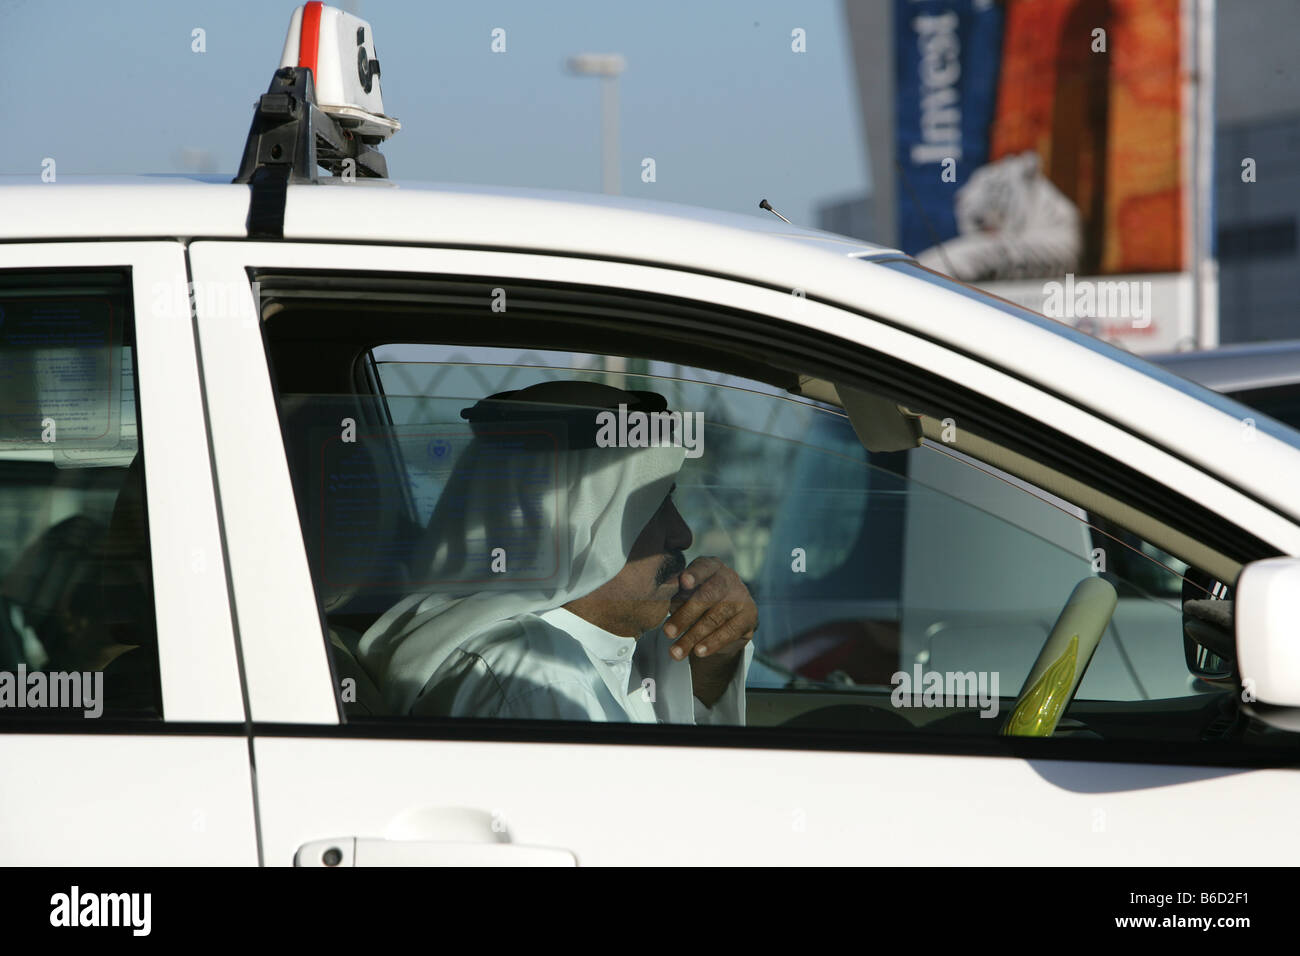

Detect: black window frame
[251,266,1300,769]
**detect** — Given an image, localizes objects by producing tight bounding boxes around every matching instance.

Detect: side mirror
[1236,557,1300,732]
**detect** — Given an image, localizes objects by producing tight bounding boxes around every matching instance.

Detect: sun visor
[837,383,924,452]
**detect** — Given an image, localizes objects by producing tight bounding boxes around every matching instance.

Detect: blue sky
[0,0,871,227]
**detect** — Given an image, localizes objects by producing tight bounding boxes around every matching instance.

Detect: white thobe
[410,607,750,724]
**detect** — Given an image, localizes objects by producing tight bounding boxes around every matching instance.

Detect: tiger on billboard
[916,150,1083,281]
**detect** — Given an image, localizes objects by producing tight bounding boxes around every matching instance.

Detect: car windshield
[879,260,1300,454]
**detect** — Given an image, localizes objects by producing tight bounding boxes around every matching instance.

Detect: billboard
[892,0,1201,351]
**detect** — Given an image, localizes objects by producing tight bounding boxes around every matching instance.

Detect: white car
[1,4,1299,866]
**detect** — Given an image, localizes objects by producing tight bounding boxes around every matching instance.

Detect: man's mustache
[655,550,687,586]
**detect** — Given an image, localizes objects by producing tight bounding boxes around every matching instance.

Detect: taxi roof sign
[233,3,400,236]
[279,2,399,140]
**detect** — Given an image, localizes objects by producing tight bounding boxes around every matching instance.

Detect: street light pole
[601,73,619,195]
[566,53,626,196]
[566,53,629,385]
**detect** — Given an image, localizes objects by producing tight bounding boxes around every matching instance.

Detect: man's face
[566,486,693,637]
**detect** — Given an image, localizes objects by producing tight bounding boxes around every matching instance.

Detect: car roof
[0,174,900,262]
[1148,340,1300,392]
[6,174,1300,525]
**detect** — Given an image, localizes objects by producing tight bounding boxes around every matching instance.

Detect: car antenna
[758,198,792,224]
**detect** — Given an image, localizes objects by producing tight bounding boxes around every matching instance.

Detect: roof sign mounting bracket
[233,66,388,237]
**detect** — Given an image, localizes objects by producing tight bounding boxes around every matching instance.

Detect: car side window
[0,270,161,719]
[258,274,1295,758]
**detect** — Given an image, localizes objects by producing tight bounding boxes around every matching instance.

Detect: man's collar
[538,607,638,662]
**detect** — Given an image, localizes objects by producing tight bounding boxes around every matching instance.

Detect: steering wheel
[1001,577,1118,737]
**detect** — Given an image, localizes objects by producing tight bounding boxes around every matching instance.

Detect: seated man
[358,380,755,723]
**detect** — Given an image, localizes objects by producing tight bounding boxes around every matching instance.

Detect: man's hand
[664,556,757,660]
[662,556,757,707]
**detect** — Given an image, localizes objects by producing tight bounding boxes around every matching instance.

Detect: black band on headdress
[460,389,672,449]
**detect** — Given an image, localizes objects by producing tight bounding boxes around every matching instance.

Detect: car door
[0,242,255,864]
[189,238,1300,866]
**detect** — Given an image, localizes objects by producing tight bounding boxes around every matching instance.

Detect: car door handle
[295,837,577,867]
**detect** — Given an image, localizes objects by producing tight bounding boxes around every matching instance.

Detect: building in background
[1213,0,1300,343]
[816,194,877,243]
